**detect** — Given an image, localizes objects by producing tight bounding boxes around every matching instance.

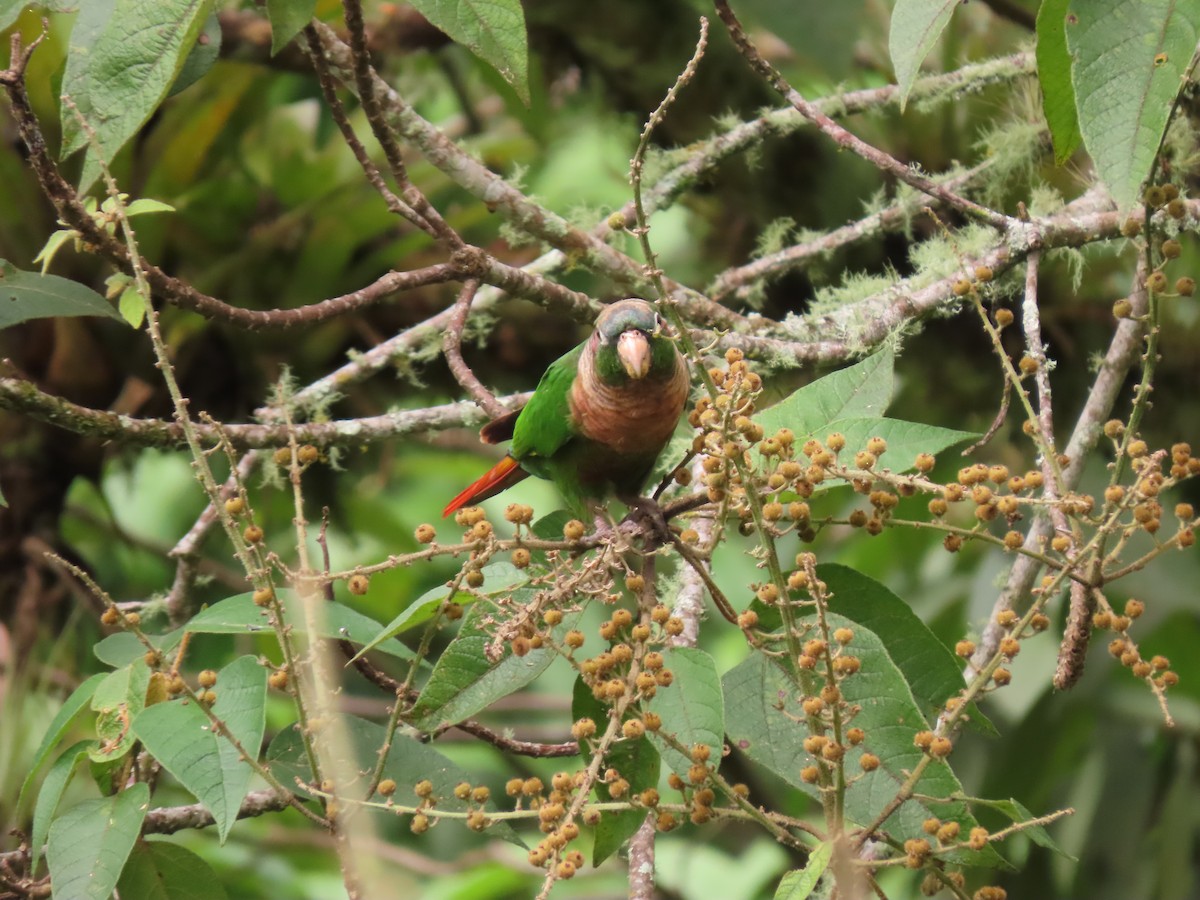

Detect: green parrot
[443,299,690,518]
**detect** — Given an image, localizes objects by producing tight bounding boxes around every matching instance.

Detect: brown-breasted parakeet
[443,299,689,517]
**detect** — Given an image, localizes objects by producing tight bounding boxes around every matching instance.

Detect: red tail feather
[443,455,529,517]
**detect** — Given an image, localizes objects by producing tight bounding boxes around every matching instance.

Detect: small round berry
[411,813,429,834]
[100,607,120,626]
[298,445,319,465]
[1162,239,1182,259]
[1146,271,1168,293]
[955,640,976,658]
[1177,277,1196,297]
[415,523,436,544]
[268,670,289,690]
[563,519,586,541]
[465,570,484,588]
[224,496,245,515]
[243,525,264,544]
[993,308,1014,328]
[511,548,531,568]
[860,753,880,772]
[378,778,397,797]
[198,669,218,688]
[348,574,369,596]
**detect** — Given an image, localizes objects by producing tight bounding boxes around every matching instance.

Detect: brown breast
[569,348,689,454]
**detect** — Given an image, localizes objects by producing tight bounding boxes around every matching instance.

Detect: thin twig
[712,0,1014,230]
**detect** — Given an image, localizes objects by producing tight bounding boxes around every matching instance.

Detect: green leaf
[47,783,150,900]
[30,741,93,875]
[572,677,660,865]
[756,346,894,440]
[969,797,1075,859]
[117,839,230,900]
[60,0,215,191]
[817,564,988,727]
[646,647,724,778]
[889,0,959,110]
[32,230,77,274]
[266,0,316,55]
[168,9,222,97]
[91,660,152,762]
[0,259,124,328]
[352,562,523,661]
[774,842,832,899]
[119,287,146,328]
[408,0,530,104]
[408,594,576,730]
[184,591,414,659]
[125,198,177,217]
[132,656,266,842]
[94,630,182,668]
[17,672,106,813]
[1036,0,1082,163]
[1066,0,1200,209]
[266,714,522,844]
[723,622,1003,866]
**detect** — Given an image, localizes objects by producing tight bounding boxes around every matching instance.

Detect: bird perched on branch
[443,299,690,519]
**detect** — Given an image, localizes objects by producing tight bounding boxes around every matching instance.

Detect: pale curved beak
[617,330,652,379]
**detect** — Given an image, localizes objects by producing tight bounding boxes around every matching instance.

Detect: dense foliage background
[1,1,1199,898]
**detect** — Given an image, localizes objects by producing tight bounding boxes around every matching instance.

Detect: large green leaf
[1066,0,1200,209]
[117,839,230,900]
[47,783,150,900]
[132,656,266,842]
[184,591,414,659]
[572,677,660,865]
[17,673,106,813]
[352,562,524,661]
[1036,0,1082,163]
[646,647,724,778]
[60,0,215,190]
[0,260,124,329]
[803,417,975,473]
[408,592,574,730]
[817,565,969,720]
[408,0,529,104]
[756,346,894,440]
[723,621,1002,866]
[29,741,93,875]
[889,0,959,109]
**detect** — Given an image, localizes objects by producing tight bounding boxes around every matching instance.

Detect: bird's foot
[620,496,673,546]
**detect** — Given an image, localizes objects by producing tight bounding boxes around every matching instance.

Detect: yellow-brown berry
[243,524,264,544]
[563,519,586,541]
[224,496,245,515]
[348,574,369,596]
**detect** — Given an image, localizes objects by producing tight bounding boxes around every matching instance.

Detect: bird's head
[593,299,675,383]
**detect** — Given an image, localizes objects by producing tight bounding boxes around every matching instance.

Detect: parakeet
[443,299,690,518]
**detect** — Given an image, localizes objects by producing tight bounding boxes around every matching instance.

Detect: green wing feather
[510,344,582,461]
